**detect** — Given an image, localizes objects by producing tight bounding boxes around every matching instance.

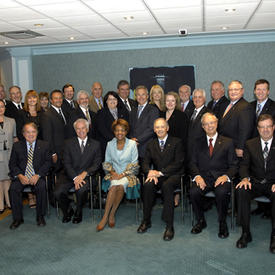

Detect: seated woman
[96,119,139,232]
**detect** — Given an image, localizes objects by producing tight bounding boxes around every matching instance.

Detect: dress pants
[9,178,47,221]
[237,182,275,232]
[142,175,179,227]
[54,177,90,215]
[190,181,231,222]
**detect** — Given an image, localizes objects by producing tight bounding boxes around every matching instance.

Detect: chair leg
[46,177,50,217]
[89,176,94,222]
[180,177,184,224]
[231,183,235,230]
[98,175,102,218]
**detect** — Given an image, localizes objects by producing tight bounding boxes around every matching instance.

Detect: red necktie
[209,138,214,157]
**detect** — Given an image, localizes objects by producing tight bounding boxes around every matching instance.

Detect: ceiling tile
[145,0,201,9]
[0,7,47,21]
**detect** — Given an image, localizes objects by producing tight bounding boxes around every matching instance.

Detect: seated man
[236,114,275,253]
[137,118,184,241]
[54,118,101,224]
[9,122,51,229]
[189,112,238,238]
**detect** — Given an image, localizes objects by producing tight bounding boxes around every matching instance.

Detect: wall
[0,49,12,93]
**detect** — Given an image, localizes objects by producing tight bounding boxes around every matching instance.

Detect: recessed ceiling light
[221,26,229,30]
[123,16,134,20]
[69,36,75,40]
[4,41,9,45]
[225,8,236,13]
[34,23,44,27]
[142,32,148,35]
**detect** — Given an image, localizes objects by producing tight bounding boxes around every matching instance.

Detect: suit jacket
[189,135,238,184]
[67,107,96,139]
[4,101,24,120]
[63,137,101,180]
[183,100,195,120]
[89,95,103,113]
[117,97,137,121]
[239,136,275,185]
[9,139,52,178]
[142,136,184,176]
[61,99,78,118]
[41,106,69,157]
[207,96,230,120]
[250,98,275,137]
[129,103,160,158]
[95,106,128,154]
[218,98,254,150]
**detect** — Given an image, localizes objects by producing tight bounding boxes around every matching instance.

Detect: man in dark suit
[178,84,195,120]
[9,122,51,229]
[61,83,78,117]
[236,114,275,253]
[129,85,159,159]
[68,90,96,138]
[137,118,184,241]
[89,82,104,113]
[218,80,254,158]
[189,113,238,238]
[5,85,24,120]
[54,118,101,223]
[207,80,229,120]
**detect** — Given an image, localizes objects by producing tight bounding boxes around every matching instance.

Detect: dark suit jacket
[189,135,238,184]
[67,107,96,139]
[129,103,160,158]
[117,97,137,121]
[142,136,184,176]
[218,98,254,150]
[5,101,24,120]
[63,137,101,180]
[61,99,78,118]
[9,139,52,178]
[250,98,275,137]
[95,106,128,154]
[183,100,195,120]
[240,136,275,185]
[41,106,69,157]
[207,96,230,120]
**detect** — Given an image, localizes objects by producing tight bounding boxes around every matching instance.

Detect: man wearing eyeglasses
[218,80,254,158]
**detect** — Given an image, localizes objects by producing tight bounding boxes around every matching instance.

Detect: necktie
[190,109,197,121]
[263,141,269,169]
[212,101,217,110]
[98,100,103,110]
[85,109,91,125]
[18,104,22,110]
[256,103,261,117]
[209,138,214,157]
[124,100,130,112]
[160,140,165,152]
[80,140,85,153]
[181,103,185,112]
[59,109,66,124]
[138,105,143,118]
[223,103,233,117]
[25,143,35,179]
[70,101,75,109]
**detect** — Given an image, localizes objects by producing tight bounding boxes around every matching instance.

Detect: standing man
[137,118,184,241]
[207,81,229,120]
[9,123,51,229]
[178,84,195,120]
[5,86,24,120]
[0,84,10,106]
[218,80,254,158]
[89,82,104,113]
[236,114,275,253]
[189,113,238,238]
[129,85,159,160]
[54,119,101,224]
[61,83,77,116]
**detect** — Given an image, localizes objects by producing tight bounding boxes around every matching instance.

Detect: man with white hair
[178,84,195,120]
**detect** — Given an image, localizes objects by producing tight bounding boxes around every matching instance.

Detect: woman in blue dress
[96,119,139,231]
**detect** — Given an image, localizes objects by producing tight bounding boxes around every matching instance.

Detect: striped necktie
[263,142,269,170]
[25,143,35,179]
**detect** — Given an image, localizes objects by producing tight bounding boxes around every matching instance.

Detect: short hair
[193,88,206,99]
[73,118,89,131]
[211,80,225,91]
[24,90,41,112]
[135,85,148,94]
[117,80,129,89]
[0,84,5,90]
[229,80,243,87]
[62,83,74,93]
[165,91,181,111]
[103,91,119,108]
[178,84,191,93]
[77,90,89,101]
[257,114,274,126]
[9,85,21,93]
[50,89,63,99]
[39,92,49,100]
[112,118,129,133]
[91,82,103,90]
[0,99,5,106]
[201,112,218,124]
[149,85,165,111]
[254,79,270,91]
[23,122,38,133]
[154,117,169,128]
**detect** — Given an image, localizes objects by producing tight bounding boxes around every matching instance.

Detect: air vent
[0,30,44,40]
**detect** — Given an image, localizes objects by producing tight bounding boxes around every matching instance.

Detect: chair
[190,177,235,230]
[254,196,271,203]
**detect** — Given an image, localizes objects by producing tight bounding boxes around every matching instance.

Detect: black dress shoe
[62,208,74,223]
[218,221,229,239]
[10,219,24,230]
[72,212,82,224]
[270,235,275,254]
[37,216,46,226]
[163,226,174,241]
[191,220,207,234]
[137,222,151,233]
[236,232,252,248]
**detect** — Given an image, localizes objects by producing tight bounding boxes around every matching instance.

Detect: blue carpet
[0,201,274,275]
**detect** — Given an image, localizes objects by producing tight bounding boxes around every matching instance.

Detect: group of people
[0,78,274,254]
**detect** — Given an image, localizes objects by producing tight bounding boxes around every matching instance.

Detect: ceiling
[0,0,275,48]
